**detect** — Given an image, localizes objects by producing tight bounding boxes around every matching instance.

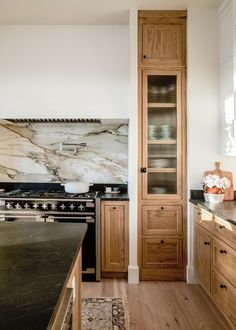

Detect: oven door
[46,215,97,281]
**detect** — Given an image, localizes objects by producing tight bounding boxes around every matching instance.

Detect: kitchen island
[0,221,87,330]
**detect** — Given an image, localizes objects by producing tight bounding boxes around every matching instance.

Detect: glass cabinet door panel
[148,75,176,104]
[148,173,177,194]
[143,70,181,198]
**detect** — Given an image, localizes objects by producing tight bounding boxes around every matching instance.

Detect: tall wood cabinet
[138,10,187,280]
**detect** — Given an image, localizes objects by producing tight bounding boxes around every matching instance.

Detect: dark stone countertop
[98,192,129,201]
[190,199,236,227]
[0,222,87,330]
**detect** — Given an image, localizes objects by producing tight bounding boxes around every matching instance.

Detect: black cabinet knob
[161,207,164,210]
[140,167,147,173]
[204,242,210,245]
[220,284,227,289]
[160,240,164,244]
[220,249,227,254]
[143,55,146,59]
[219,225,225,229]
[113,207,116,210]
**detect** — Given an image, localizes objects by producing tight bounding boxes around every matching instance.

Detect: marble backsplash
[0,120,128,183]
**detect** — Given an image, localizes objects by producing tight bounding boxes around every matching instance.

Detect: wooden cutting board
[204,162,234,200]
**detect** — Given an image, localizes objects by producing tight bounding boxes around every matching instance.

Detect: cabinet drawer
[213,238,236,287]
[194,207,213,232]
[212,269,236,326]
[142,206,182,236]
[214,216,236,249]
[142,238,182,269]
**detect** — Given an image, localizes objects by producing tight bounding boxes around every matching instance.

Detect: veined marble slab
[0,120,128,183]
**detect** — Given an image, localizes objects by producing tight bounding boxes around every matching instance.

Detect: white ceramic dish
[61,182,92,193]
[104,191,120,194]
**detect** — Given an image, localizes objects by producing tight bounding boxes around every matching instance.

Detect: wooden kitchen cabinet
[101,201,129,275]
[138,11,186,67]
[138,10,187,281]
[193,205,236,329]
[194,224,211,294]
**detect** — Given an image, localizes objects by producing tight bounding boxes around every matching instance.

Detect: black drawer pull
[113,207,116,210]
[161,207,164,210]
[143,55,146,59]
[220,250,227,254]
[220,284,227,289]
[160,240,164,244]
[219,225,225,229]
[140,167,147,173]
[204,242,210,245]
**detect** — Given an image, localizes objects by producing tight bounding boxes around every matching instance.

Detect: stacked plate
[149,158,169,168]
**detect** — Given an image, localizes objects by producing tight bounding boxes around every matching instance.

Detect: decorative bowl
[204,193,225,203]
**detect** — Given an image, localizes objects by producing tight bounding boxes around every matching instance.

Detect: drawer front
[214,217,236,249]
[194,207,213,232]
[142,206,182,236]
[213,238,236,287]
[142,238,182,269]
[212,269,236,326]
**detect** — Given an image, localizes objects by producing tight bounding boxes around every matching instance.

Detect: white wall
[188,7,236,190]
[0,25,129,118]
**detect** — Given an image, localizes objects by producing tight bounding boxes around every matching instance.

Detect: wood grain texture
[212,268,236,326]
[82,279,230,330]
[142,238,182,269]
[101,201,129,273]
[194,224,211,295]
[138,11,186,67]
[214,216,236,249]
[212,237,236,287]
[142,205,182,236]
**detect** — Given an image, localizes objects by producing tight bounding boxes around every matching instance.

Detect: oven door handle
[47,216,95,223]
[4,215,45,222]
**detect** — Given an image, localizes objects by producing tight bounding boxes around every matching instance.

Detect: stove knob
[51,203,57,210]
[24,202,30,209]
[60,203,66,210]
[42,203,48,210]
[69,203,75,210]
[15,203,21,210]
[33,203,39,209]
[78,203,85,211]
[6,202,13,209]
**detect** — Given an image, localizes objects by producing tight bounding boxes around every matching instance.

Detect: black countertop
[190,199,236,227]
[98,192,129,201]
[0,222,87,330]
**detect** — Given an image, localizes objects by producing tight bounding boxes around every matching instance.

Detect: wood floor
[82,279,231,330]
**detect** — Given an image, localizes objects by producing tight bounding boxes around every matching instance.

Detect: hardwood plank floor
[82,279,231,330]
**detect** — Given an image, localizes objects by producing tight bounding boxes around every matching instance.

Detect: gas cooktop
[0,189,98,200]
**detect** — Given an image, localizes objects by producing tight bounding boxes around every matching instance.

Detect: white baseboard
[186,265,198,284]
[128,265,139,284]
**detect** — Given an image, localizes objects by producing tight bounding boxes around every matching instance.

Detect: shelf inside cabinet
[148,103,176,108]
[148,155,176,159]
[148,167,177,173]
[148,140,177,145]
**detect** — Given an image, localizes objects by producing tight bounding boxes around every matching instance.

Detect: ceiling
[0,0,223,25]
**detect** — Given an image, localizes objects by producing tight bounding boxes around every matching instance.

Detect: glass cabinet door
[142,70,182,199]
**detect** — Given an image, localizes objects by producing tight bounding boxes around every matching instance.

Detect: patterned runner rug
[81,297,129,330]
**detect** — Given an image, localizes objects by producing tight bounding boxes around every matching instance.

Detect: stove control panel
[4,200,95,212]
